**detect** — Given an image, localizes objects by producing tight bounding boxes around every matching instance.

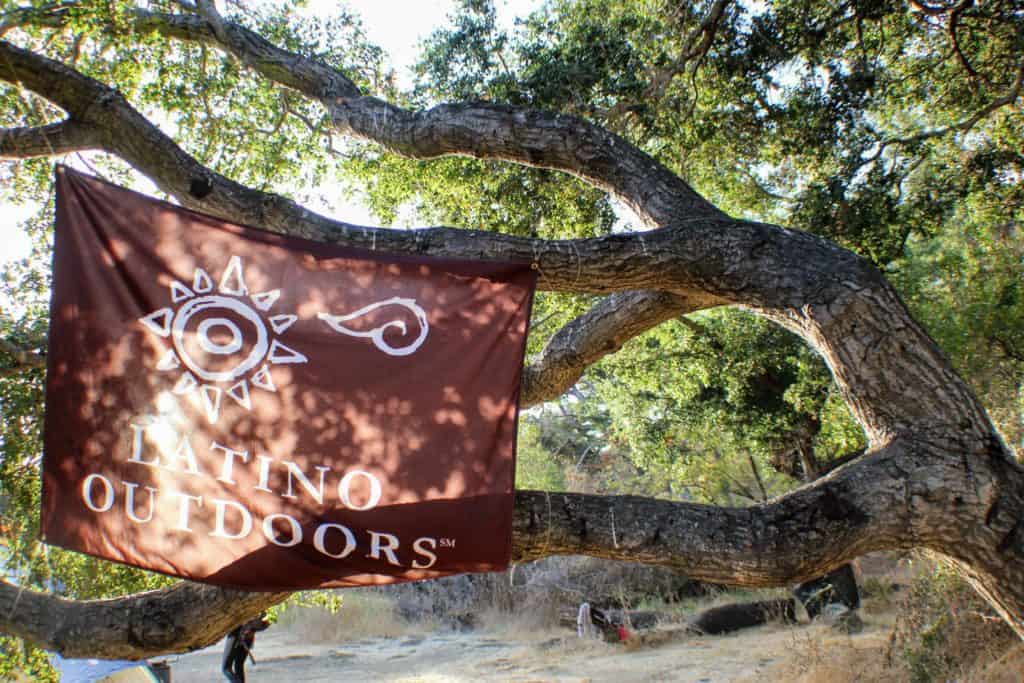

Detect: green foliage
[0,633,55,683]
[578,309,860,503]
[515,420,567,491]
[0,6,381,676]
[273,589,344,620]
[889,559,1017,682]
[396,0,1022,503]
[892,151,1024,448]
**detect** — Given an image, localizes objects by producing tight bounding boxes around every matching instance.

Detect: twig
[0,337,45,373]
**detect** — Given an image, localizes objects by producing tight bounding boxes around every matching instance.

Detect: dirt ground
[158,554,1024,682]
[167,616,889,682]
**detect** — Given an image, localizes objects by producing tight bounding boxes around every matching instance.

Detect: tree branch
[0,41,759,297]
[17,6,719,226]
[1,5,1023,647]
[0,337,46,370]
[2,437,981,660]
[869,59,1023,160]
[0,579,288,660]
[521,290,717,406]
[948,1,981,88]
[0,119,98,158]
[193,0,230,45]
[327,96,719,225]
[0,37,999,445]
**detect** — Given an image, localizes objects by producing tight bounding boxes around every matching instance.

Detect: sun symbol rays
[138,255,308,424]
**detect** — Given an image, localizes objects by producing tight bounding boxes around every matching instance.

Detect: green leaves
[396,0,1022,505]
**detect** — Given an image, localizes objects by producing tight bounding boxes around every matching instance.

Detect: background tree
[0,0,1022,673]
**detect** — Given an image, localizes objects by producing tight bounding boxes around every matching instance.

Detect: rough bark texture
[1,1,1024,657]
[0,580,288,660]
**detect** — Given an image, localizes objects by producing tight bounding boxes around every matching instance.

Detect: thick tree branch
[0,337,45,369]
[159,4,719,223]
[0,37,1000,445]
[325,97,721,226]
[0,580,287,660]
[1,5,360,99]
[18,6,719,226]
[521,290,717,406]
[512,436,1021,587]
[3,8,1024,648]
[142,7,360,101]
[0,41,753,297]
[0,441,911,659]
[13,6,982,459]
[7,435,1016,659]
[0,119,98,158]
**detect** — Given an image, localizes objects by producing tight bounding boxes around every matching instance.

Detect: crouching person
[222,612,271,682]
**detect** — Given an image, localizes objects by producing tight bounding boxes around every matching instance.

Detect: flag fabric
[42,166,536,590]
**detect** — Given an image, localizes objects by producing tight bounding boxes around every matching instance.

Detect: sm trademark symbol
[439,538,456,549]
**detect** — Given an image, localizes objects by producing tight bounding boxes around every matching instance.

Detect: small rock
[820,603,864,634]
[820,603,850,621]
[832,611,864,634]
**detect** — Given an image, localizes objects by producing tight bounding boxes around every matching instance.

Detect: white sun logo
[139,255,308,424]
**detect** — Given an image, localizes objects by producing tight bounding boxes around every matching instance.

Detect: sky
[303,0,537,88]
[0,0,542,265]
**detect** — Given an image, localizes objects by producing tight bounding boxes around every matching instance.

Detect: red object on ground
[617,625,632,642]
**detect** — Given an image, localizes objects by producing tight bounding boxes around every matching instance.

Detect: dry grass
[746,623,1024,683]
[755,624,908,683]
[276,592,433,643]
[474,603,563,641]
[267,554,1023,683]
[740,583,1023,683]
[971,643,1024,682]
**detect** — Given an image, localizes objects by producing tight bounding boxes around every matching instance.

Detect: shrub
[886,559,1016,682]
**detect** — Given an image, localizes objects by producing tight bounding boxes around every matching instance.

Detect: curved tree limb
[0,579,288,660]
[521,290,717,407]
[0,42,715,421]
[11,5,718,226]
[0,34,999,453]
[159,2,719,224]
[325,97,721,226]
[0,40,828,299]
[2,437,1002,660]
[0,13,1005,438]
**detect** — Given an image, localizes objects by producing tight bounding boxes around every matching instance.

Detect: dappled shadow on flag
[41,167,536,590]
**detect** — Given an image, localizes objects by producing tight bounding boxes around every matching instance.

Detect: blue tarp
[51,655,156,683]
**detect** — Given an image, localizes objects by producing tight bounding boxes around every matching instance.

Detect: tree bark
[1,2,1024,656]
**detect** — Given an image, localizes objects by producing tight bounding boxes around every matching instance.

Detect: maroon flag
[42,167,536,590]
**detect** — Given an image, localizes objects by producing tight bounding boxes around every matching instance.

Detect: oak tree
[0,0,1023,670]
